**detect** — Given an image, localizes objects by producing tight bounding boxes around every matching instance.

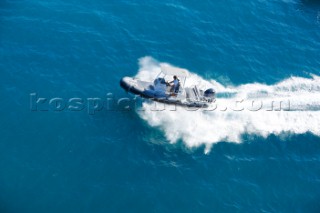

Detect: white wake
[135,56,320,153]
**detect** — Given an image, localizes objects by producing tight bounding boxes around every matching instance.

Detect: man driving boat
[168,75,180,95]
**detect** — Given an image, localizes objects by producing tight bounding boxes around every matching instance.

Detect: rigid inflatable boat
[120,65,215,108]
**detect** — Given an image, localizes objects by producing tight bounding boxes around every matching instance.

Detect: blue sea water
[1,0,320,212]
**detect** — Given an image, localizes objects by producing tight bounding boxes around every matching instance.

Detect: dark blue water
[1,0,320,212]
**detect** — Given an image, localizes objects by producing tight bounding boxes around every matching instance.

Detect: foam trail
[136,57,320,153]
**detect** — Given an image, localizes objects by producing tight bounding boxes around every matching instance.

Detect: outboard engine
[204,88,215,102]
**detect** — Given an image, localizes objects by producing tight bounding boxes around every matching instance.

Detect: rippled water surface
[1,0,320,212]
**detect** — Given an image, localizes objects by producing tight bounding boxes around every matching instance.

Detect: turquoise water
[1,0,320,212]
